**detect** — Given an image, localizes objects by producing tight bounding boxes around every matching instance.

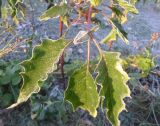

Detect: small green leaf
[17,39,68,104]
[39,4,69,21]
[127,55,154,76]
[118,0,138,14]
[65,65,100,117]
[110,19,129,44]
[101,28,117,43]
[90,0,103,6]
[96,52,130,126]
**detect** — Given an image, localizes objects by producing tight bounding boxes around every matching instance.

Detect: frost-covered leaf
[39,4,69,21]
[65,65,99,117]
[17,39,68,104]
[96,52,130,126]
[101,28,117,43]
[73,30,88,45]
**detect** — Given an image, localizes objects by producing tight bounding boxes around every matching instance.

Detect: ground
[0,0,160,126]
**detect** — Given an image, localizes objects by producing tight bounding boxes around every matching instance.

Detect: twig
[86,5,92,70]
[87,38,91,70]
[89,33,103,56]
[0,38,31,58]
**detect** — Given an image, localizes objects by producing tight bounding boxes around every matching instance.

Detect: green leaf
[11,74,21,85]
[7,0,23,24]
[127,55,154,76]
[129,0,138,5]
[110,6,128,24]
[39,4,69,21]
[65,65,100,117]
[64,61,84,75]
[17,39,68,104]
[101,28,117,43]
[118,0,138,14]
[15,2,26,17]
[1,7,8,19]
[0,76,11,85]
[90,0,103,6]
[7,0,17,9]
[1,93,13,107]
[110,19,129,44]
[96,52,130,126]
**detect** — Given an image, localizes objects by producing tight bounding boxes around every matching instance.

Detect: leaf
[90,0,103,6]
[129,0,138,5]
[127,55,154,76]
[7,0,17,8]
[1,93,13,107]
[64,60,84,75]
[39,4,69,21]
[110,19,129,44]
[11,74,21,85]
[17,39,68,104]
[96,52,130,126]
[73,30,89,45]
[101,28,117,43]
[110,6,128,24]
[118,0,138,14]
[65,65,100,117]
[15,2,26,17]
[0,76,11,85]
[7,0,24,24]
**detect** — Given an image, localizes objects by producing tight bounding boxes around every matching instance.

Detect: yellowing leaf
[17,39,68,104]
[96,52,130,126]
[39,4,69,21]
[101,28,117,43]
[65,65,100,117]
[90,0,103,6]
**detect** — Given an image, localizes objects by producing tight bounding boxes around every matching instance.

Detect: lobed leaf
[96,52,130,126]
[65,65,100,117]
[39,4,69,21]
[17,39,68,104]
